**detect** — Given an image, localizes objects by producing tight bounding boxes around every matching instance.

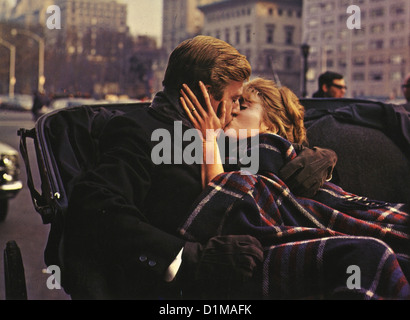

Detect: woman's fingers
[182,84,206,117]
[180,95,198,127]
[199,81,217,117]
[180,82,224,133]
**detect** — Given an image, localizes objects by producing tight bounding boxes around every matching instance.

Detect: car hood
[0,142,18,155]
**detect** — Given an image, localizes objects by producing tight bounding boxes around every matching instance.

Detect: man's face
[323,78,347,98]
[225,89,266,138]
[209,81,243,128]
[402,77,410,102]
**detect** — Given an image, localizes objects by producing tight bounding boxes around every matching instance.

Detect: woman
[179,78,410,299]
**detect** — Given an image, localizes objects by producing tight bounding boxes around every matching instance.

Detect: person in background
[312,71,347,98]
[402,73,410,103]
[31,90,49,121]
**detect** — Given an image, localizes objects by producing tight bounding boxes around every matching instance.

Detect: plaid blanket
[179,134,410,299]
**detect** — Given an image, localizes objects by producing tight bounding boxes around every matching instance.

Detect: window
[353,56,366,66]
[369,55,385,65]
[225,28,230,44]
[245,49,251,63]
[390,71,403,81]
[266,24,275,44]
[353,73,365,81]
[353,27,366,37]
[285,54,293,69]
[390,3,405,15]
[284,26,294,45]
[339,58,347,68]
[246,25,252,43]
[326,59,334,68]
[391,38,405,49]
[323,16,334,26]
[322,31,334,41]
[370,7,385,18]
[369,72,383,81]
[390,54,404,65]
[391,21,405,32]
[309,4,321,14]
[323,2,335,11]
[370,23,385,34]
[308,18,319,28]
[235,27,241,45]
[339,29,348,40]
[369,40,384,50]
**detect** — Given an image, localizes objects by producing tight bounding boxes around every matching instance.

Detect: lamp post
[301,43,310,98]
[11,28,45,92]
[0,38,16,98]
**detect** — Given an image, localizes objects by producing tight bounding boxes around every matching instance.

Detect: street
[0,109,70,300]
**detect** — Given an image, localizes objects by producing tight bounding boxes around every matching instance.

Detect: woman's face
[224,89,267,138]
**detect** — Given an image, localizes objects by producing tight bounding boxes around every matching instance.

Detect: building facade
[4,0,137,96]
[199,0,303,94]
[162,0,217,54]
[303,0,410,100]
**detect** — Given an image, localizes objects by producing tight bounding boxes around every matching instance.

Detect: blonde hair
[163,35,251,100]
[243,78,308,146]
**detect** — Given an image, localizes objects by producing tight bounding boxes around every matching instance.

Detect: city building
[303,0,410,100]
[199,0,303,94]
[3,0,140,97]
[162,0,217,54]
[9,0,128,32]
[8,0,55,25]
[0,0,13,21]
[7,0,129,56]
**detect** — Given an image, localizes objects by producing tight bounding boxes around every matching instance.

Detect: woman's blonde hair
[243,78,308,146]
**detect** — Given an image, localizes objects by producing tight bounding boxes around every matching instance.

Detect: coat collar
[149,87,193,128]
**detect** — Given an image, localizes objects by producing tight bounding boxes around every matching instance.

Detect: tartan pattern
[179,134,410,299]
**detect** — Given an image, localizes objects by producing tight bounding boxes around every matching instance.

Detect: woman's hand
[180,81,226,189]
[180,81,226,141]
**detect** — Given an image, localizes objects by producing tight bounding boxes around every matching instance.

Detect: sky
[123,0,163,45]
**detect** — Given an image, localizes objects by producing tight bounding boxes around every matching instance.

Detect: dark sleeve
[64,115,184,283]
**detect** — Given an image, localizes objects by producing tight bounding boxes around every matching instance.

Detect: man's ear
[321,84,329,93]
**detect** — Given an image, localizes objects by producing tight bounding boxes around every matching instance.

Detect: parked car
[0,94,33,112]
[49,97,105,110]
[0,141,23,221]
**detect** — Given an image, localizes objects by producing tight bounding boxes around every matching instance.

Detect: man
[63,36,336,299]
[402,73,410,102]
[312,71,347,98]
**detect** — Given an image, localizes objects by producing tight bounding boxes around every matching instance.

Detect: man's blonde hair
[163,35,251,100]
[243,78,308,145]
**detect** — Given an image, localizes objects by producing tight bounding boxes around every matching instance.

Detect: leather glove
[178,235,264,299]
[279,146,338,198]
